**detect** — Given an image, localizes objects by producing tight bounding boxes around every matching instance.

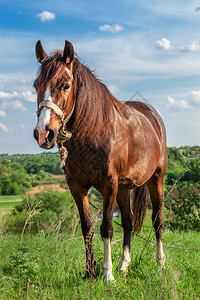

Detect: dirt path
[26,184,67,195]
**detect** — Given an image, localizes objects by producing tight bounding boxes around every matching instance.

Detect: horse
[33,40,168,282]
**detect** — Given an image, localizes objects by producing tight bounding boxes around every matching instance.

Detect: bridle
[37,100,66,122]
[37,98,76,166]
[37,99,75,128]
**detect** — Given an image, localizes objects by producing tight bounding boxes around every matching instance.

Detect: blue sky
[1,0,200,154]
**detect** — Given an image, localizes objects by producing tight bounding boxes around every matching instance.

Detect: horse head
[33,40,74,149]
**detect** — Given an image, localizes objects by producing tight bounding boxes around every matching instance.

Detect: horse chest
[65,145,109,185]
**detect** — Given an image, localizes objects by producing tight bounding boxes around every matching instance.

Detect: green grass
[0,195,23,210]
[0,216,199,300]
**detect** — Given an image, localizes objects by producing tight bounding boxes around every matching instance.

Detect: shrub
[164,184,200,231]
[3,191,78,234]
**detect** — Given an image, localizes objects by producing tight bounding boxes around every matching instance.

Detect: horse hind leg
[116,190,132,273]
[147,173,166,268]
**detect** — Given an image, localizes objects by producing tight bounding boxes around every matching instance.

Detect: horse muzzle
[33,126,58,149]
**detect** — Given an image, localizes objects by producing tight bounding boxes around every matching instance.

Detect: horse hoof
[103,272,115,283]
[119,266,129,273]
[156,254,166,269]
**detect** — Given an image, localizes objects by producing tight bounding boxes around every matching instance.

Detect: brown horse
[33,40,168,282]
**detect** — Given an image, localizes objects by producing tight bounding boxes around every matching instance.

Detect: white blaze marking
[102,238,114,282]
[45,86,53,101]
[37,108,50,132]
[119,245,131,273]
[156,240,166,268]
[37,86,52,131]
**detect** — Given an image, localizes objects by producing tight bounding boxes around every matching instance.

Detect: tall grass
[0,217,199,299]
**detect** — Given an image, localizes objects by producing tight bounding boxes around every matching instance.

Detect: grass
[0,195,23,209]
[0,214,199,300]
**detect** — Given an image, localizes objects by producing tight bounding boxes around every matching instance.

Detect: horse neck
[69,64,123,144]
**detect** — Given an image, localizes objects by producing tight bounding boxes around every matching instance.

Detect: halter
[37,99,76,166]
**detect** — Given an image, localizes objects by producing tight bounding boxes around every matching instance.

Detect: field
[0,195,23,207]
[0,205,199,299]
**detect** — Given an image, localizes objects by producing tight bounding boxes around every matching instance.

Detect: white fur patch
[37,108,50,132]
[44,86,53,101]
[156,240,166,268]
[102,238,114,282]
[36,86,52,131]
[119,245,131,273]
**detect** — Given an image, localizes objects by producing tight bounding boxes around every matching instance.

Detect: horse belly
[118,176,136,190]
[118,143,161,189]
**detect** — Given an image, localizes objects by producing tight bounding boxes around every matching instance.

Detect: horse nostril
[34,128,39,141]
[47,129,54,143]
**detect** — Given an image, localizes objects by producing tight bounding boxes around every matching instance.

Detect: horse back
[123,101,165,144]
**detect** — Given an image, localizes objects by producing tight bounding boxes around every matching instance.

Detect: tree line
[0,146,200,196]
[0,147,199,232]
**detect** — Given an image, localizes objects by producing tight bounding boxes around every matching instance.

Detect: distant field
[0,195,23,209]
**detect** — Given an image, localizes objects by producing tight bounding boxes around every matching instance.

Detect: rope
[56,100,76,166]
[88,199,199,252]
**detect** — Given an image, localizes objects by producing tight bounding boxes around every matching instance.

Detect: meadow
[0,149,199,299]
[0,195,23,209]
[0,198,199,300]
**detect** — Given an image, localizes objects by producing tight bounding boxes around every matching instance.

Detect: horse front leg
[68,179,96,278]
[100,180,118,282]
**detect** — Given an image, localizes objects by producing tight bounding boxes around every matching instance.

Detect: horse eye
[63,83,71,91]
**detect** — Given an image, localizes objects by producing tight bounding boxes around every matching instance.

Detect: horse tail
[132,184,148,233]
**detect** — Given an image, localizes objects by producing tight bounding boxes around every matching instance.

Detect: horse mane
[72,57,126,144]
[36,50,127,145]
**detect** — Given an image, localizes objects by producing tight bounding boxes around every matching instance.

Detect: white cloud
[156,37,200,52]
[0,123,9,132]
[99,24,124,33]
[179,40,200,52]
[188,91,200,106]
[0,89,35,111]
[0,91,18,99]
[22,91,36,103]
[2,100,27,111]
[167,91,200,111]
[156,38,174,50]
[0,110,6,117]
[37,11,56,22]
[167,96,191,110]
[108,85,119,94]
[11,100,27,111]
[19,124,26,130]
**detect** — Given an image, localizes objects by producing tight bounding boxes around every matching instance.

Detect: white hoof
[156,252,166,268]
[103,271,115,283]
[119,257,131,273]
[119,246,131,273]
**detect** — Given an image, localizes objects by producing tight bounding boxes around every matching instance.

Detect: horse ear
[35,40,48,63]
[63,40,74,65]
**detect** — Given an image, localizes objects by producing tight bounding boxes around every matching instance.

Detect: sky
[0,0,200,154]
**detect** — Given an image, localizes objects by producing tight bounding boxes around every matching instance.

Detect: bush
[164,184,200,231]
[0,161,32,195]
[3,192,78,234]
